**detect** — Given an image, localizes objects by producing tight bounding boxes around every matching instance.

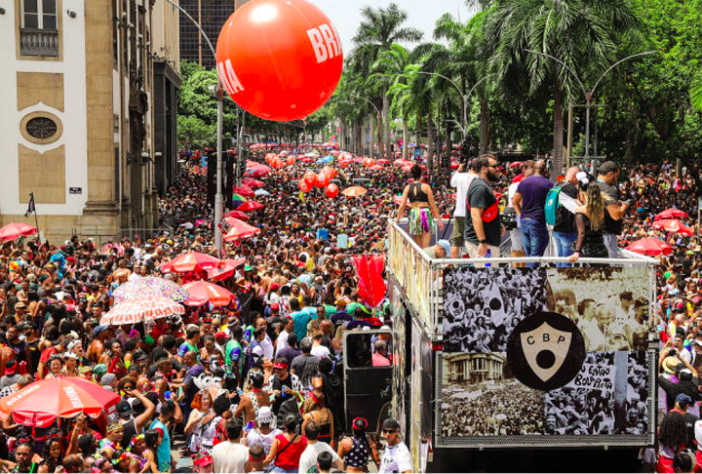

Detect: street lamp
[411,71,496,139]
[524,49,655,170]
[164,0,230,256]
[351,95,381,158]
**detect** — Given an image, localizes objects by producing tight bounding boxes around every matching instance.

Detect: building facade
[179,0,234,69]
[0,0,180,242]
[444,353,505,385]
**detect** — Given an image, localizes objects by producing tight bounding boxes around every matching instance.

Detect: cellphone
[164,391,172,400]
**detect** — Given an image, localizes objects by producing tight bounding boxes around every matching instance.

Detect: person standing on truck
[464,155,505,266]
[378,419,412,474]
[449,159,478,258]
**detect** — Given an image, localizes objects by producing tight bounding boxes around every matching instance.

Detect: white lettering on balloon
[306,24,341,64]
[217,59,245,96]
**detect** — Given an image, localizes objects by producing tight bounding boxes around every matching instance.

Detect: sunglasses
[382,429,397,434]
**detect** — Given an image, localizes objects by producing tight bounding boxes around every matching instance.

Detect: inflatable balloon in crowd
[316,172,331,188]
[286,156,296,166]
[265,153,277,163]
[303,171,317,186]
[321,166,337,179]
[363,157,375,167]
[325,183,339,198]
[216,0,343,121]
[299,180,311,193]
[271,158,285,169]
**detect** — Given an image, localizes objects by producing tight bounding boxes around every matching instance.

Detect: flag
[24,193,35,218]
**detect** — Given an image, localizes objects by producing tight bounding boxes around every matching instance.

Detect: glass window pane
[42,0,56,14]
[42,14,56,30]
[24,0,38,14]
[24,13,38,28]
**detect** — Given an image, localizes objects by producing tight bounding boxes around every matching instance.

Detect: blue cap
[92,325,110,336]
[676,393,693,406]
[437,240,451,257]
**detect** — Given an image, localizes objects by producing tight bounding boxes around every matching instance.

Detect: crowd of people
[0,140,701,472]
[0,150,421,473]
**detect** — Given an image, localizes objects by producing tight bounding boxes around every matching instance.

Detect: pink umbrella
[160,252,221,273]
[653,219,694,236]
[207,258,245,281]
[0,223,37,241]
[229,210,250,220]
[625,237,673,256]
[238,201,264,212]
[655,209,689,221]
[182,281,236,307]
[100,296,184,326]
[370,165,384,171]
[376,159,390,164]
[242,178,265,188]
[223,218,261,241]
[233,185,255,198]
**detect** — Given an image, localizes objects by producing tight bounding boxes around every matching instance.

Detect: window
[26,116,57,140]
[22,0,57,30]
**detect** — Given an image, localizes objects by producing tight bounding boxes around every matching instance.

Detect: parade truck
[341,220,659,473]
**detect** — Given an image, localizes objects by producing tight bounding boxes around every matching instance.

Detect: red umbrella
[376,159,390,164]
[182,281,236,307]
[242,178,265,188]
[237,201,264,212]
[223,218,261,241]
[653,219,694,236]
[233,185,255,198]
[369,165,384,171]
[100,296,185,326]
[207,258,245,281]
[229,210,249,220]
[0,222,37,241]
[509,162,523,169]
[160,252,221,273]
[655,209,689,221]
[0,377,120,427]
[625,237,673,256]
[302,158,315,163]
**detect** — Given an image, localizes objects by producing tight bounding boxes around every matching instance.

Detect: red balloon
[216,0,343,121]
[303,171,317,186]
[272,158,286,169]
[316,172,331,188]
[286,156,296,166]
[265,153,277,163]
[321,166,337,179]
[325,184,339,198]
[299,180,311,193]
[363,157,375,167]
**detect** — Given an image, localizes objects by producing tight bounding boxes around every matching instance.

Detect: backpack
[544,185,563,226]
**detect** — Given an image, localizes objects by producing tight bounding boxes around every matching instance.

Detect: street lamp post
[524,49,654,172]
[164,0,229,256]
[352,95,381,158]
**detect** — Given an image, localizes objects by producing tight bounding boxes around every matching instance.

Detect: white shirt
[508,181,521,227]
[212,441,248,473]
[450,171,477,218]
[379,441,412,473]
[310,344,330,359]
[276,329,291,354]
[298,441,340,474]
[680,347,692,364]
[260,334,275,360]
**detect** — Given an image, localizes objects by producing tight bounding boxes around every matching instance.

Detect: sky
[310,0,474,55]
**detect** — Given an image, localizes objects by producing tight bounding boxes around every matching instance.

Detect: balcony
[20,28,59,57]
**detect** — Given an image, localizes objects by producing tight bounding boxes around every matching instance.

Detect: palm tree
[692,74,702,112]
[353,3,423,158]
[484,0,643,176]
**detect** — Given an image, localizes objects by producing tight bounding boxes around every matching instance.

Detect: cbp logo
[506,311,585,391]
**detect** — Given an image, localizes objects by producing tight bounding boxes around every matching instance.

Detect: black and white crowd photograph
[439,352,545,438]
[442,267,549,352]
[545,352,650,436]
[546,267,650,352]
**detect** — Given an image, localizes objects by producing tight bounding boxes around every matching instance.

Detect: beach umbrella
[160,252,221,273]
[113,277,189,304]
[223,218,261,241]
[182,281,236,307]
[100,296,184,326]
[0,377,120,427]
[655,209,689,221]
[342,186,368,198]
[377,159,390,164]
[254,189,271,197]
[625,237,673,256]
[233,185,255,198]
[242,178,265,188]
[653,219,694,236]
[0,223,37,242]
[229,210,249,220]
[207,258,245,281]
[237,201,264,212]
